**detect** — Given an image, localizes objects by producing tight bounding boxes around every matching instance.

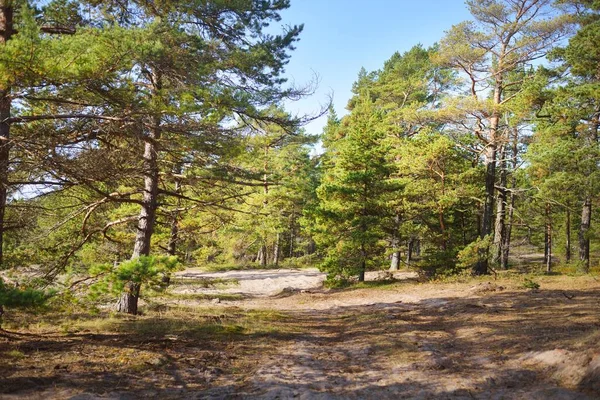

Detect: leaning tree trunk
[117,110,161,314]
[0,4,14,267]
[579,197,591,272]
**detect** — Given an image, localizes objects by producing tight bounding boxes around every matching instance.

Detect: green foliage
[521,278,541,290]
[0,279,52,313]
[457,235,492,270]
[312,99,394,281]
[88,256,182,299]
[416,249,461,278]
[2,0,600,302]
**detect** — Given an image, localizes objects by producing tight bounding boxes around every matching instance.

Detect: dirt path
[190,270,600,399]
[241,297,599,399]
[2,270,600,399]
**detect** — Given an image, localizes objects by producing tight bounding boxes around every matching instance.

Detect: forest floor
[1,268,600,399]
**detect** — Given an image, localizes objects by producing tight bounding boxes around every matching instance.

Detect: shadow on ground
[1,287,600,399]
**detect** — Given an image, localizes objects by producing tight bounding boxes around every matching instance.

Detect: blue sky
[277,0,473,137]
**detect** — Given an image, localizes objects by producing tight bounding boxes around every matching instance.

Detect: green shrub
[88,255,182,300]
[0,279,53,327]
[414,248,461,278]
[457,235,492,269]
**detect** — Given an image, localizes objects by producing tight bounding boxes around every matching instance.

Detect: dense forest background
[0,0,599,315]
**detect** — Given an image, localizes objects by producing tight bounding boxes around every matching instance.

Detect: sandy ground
[173,268,416,298]
[2,269,600,399]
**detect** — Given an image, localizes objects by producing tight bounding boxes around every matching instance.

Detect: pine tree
[313,99,393,283]
[437,0,568,274]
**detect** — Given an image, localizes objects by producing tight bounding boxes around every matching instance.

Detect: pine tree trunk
[501,132,518,271]
[0,4,14,267]
[255,247,262,264]
[116,281,141,315]
[118,72,162,314]
[476,84,502,275]
[545,203,552,273]
[501,190,514,270]
[273,233,280,266]
[565,208,571,264]
[289,213,295,258]
[460,211,468,246]
[164,167,182,287]
[406,239,413,266]
[390,213,401,271]
[259,244,267,266]
[493,145,507,267]
[476,142,497,275]
[577,110,597,271]
[307,239,316,255]
[439,174,447,251]
[131,136,160,258]
[358,242,366,282]
[359,259,366,282]
[390,251,400,271]
[167,171,182,257]
[0,92,9,268]
[579,198,591,272]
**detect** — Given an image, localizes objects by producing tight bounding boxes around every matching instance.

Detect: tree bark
[131,132,160,258]
[258,244,267,266]
[501,190,514,270]
[289,213,295,258]
[306,239,316,255]
[0,4,14,267]
[476,77,502,275]
[118,72,162,315]
[493,145,507,267]
[460,211,467,246]
[163,165,182,287]
[359,259,366,282]
[579,197,591,272]
[273,233,280,266]
[390,213,401,271]
[116,281,141,315]
[475,143,496,275]
[501,131,518,271]
[167,166,182,257]
[358,241,366,282]
[390,251,400,271]
[565,208,571,264]
[545,203,552,273]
